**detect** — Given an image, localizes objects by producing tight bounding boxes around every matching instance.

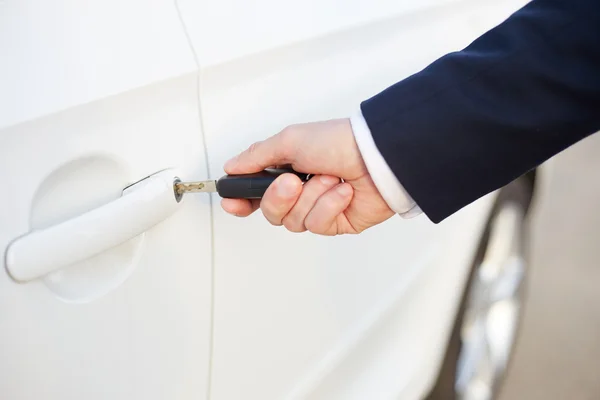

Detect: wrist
[349,111,421,218]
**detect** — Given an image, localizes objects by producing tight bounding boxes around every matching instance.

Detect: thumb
[224,132,293,174]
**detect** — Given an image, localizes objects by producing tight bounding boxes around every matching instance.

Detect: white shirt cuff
[349,110,422,218]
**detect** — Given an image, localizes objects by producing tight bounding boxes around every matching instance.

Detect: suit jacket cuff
[349,110,422,218]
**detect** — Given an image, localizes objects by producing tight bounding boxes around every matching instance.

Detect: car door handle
[5,169,181,283]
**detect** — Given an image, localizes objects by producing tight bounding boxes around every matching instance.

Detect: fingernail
[319,175,339,186]
[336,183,352,196]
[277,176,299,198]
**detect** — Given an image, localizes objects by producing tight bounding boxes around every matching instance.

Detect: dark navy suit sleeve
[360,0,600,223]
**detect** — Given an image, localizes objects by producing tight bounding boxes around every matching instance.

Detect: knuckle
[277,126,297,154]
[318,175,340,188]
[264,213,283,226]
[260,200,286,226]
[284,222,306,233]
[304,217,323,235]
[282,214,306,233]
[322,196,340,214]
[279,124,296,137]
[247,141,262,156]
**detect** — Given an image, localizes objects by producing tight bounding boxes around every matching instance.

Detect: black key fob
[216,169,310,199]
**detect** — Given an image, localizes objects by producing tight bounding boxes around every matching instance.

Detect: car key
[173,168,311,201]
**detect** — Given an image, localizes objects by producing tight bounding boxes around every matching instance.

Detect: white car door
[178,0,527,399]
[1,1,212,399]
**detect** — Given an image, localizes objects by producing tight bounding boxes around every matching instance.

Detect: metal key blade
[174,180,217,195]
[173,169,309,201]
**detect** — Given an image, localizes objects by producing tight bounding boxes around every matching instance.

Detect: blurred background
[499,133,600,399]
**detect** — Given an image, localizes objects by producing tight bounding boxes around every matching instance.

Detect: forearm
[359,0,600,223]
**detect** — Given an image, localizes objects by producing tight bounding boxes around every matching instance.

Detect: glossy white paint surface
[179,0,528,399]
[178,0,502,67]
[1,2,212,398]
[5,169,181,282]
[0,0,196,130]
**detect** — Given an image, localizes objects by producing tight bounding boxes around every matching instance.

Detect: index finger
[224,131,292,175]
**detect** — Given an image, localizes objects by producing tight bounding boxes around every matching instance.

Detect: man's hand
[221,118,394,235]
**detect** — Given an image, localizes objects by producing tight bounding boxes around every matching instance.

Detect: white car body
[0,0,541,399]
